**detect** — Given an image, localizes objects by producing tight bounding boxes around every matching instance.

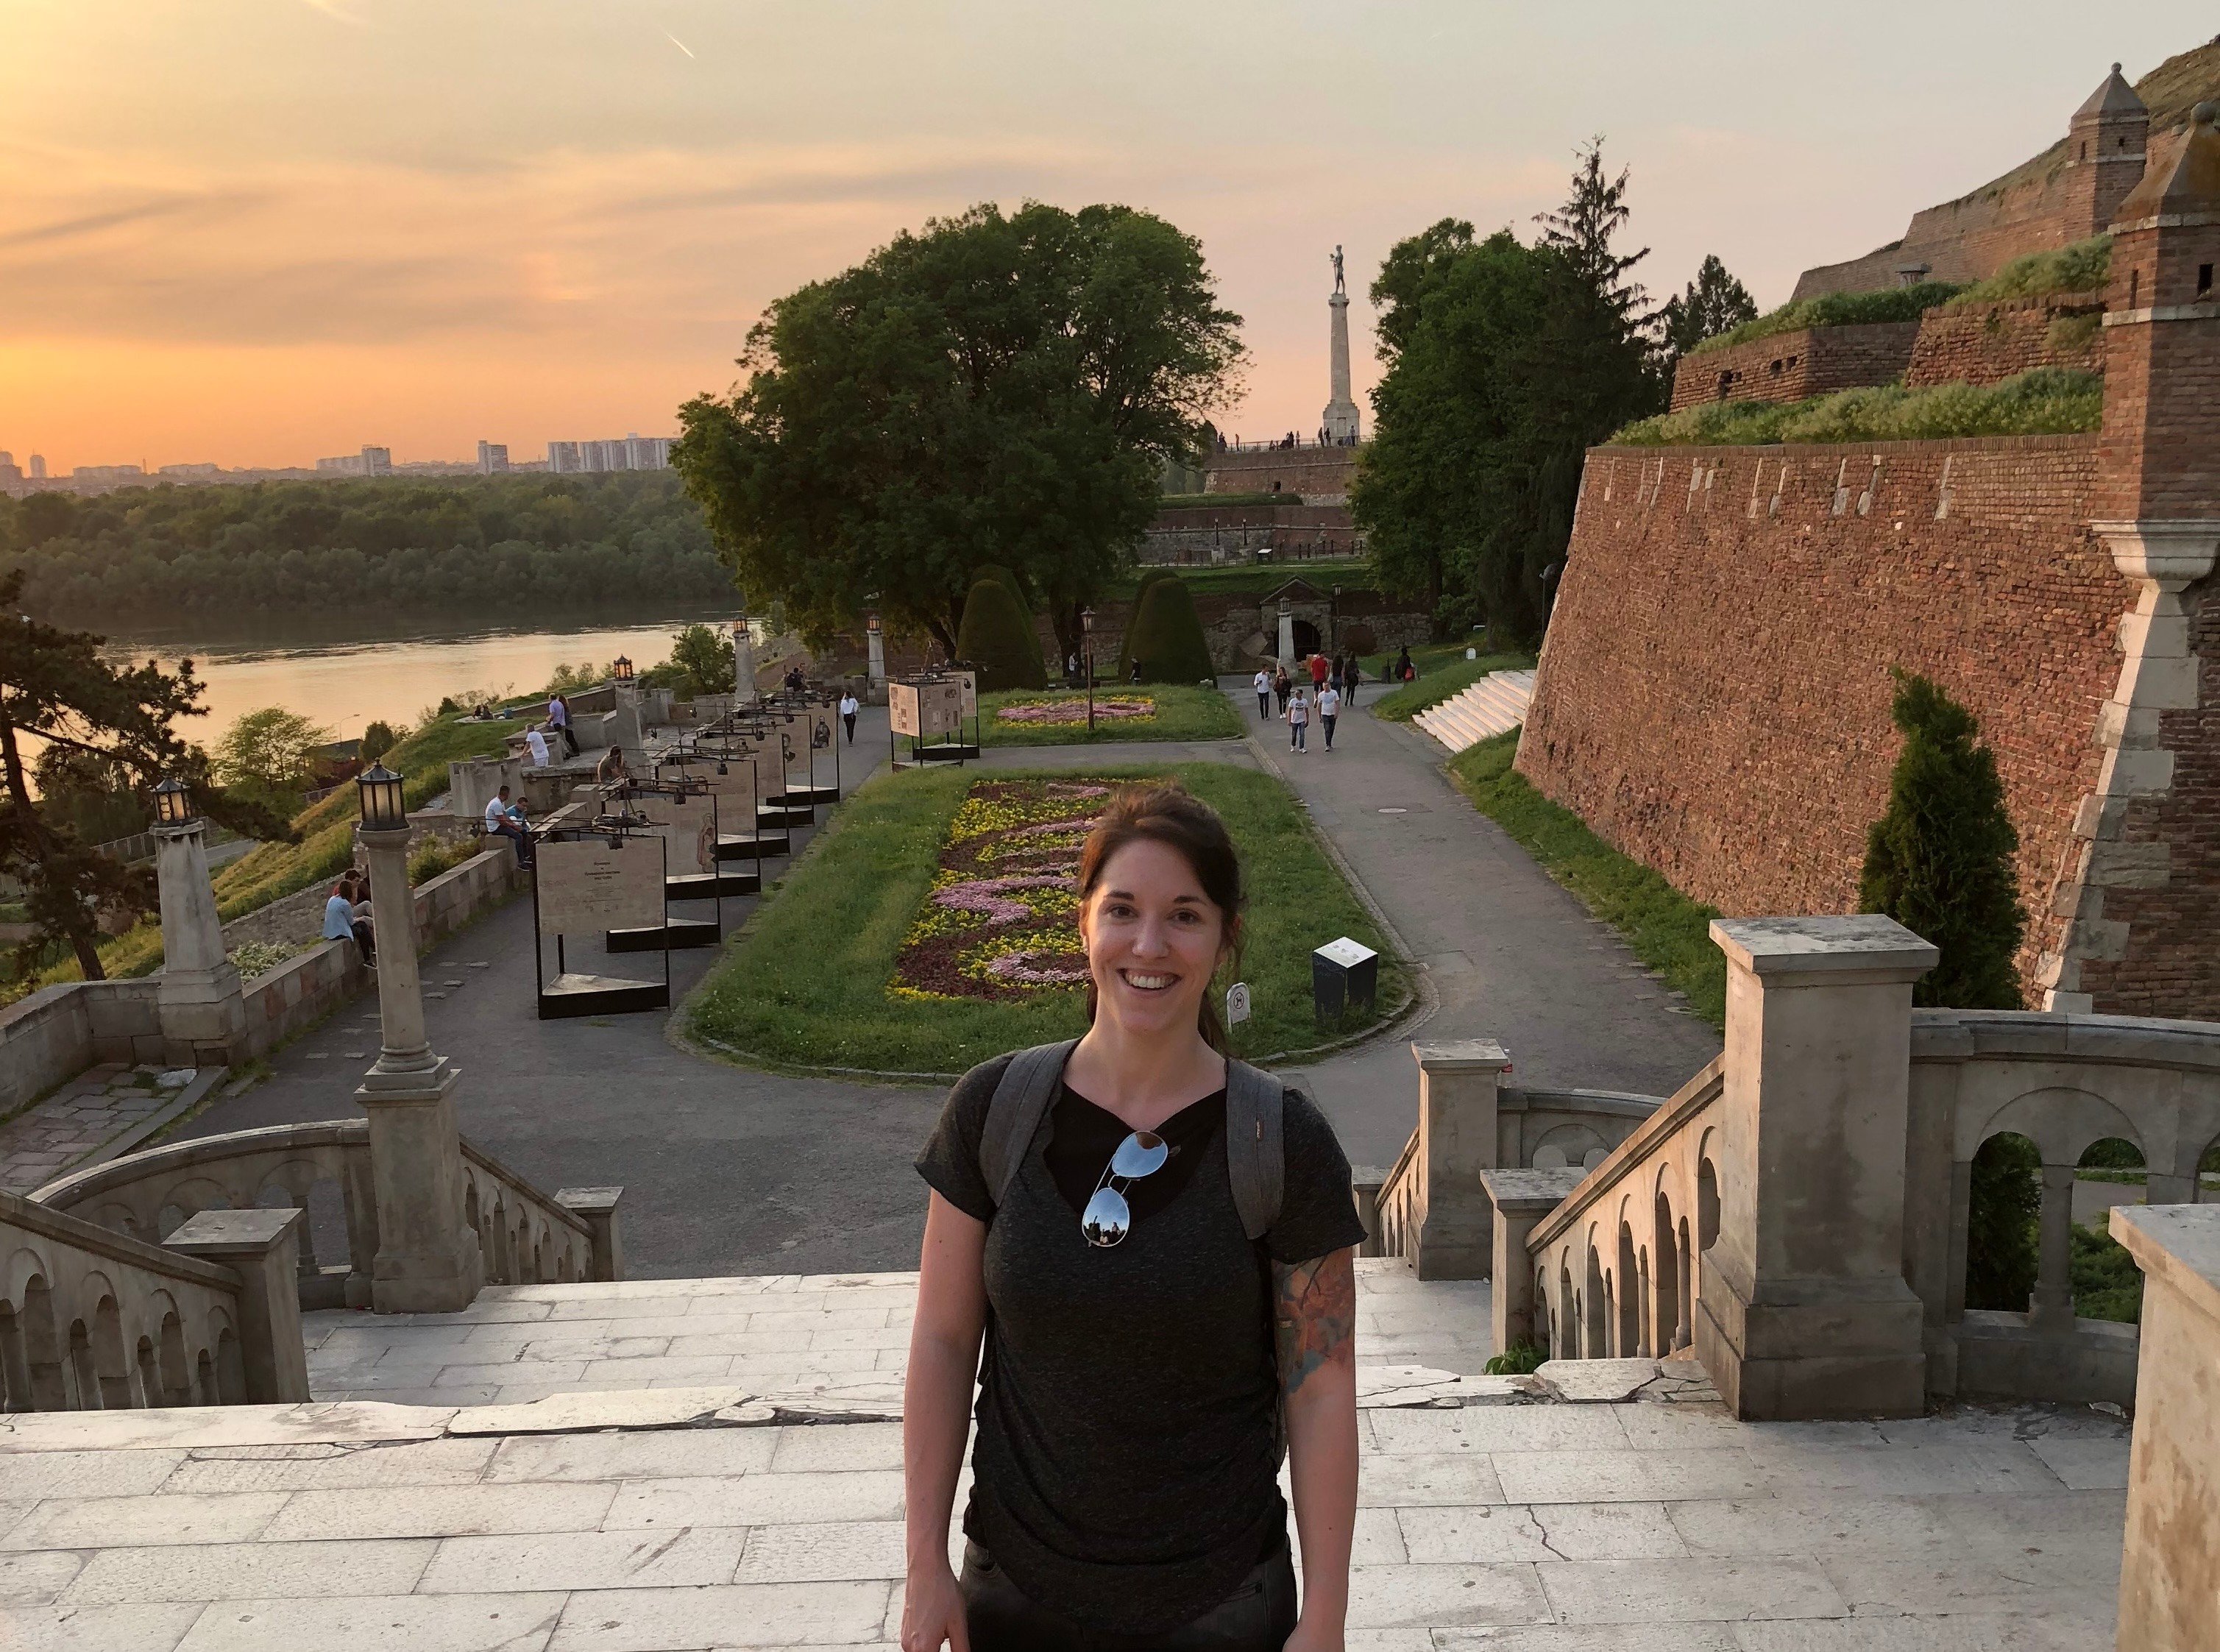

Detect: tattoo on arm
[1273,1247,1355,1400]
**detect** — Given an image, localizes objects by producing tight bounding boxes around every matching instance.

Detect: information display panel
[889,681,921,737]
[632,793,717,876]
[536,837,665,934]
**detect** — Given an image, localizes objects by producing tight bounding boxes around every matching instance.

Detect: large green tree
[1660,254,1759,364]
[673,202,1244,659]
[1353,142,1662,645]
[0,573,294,979]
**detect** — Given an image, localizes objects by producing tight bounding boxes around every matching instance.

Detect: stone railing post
[1697,916,1937,1420]
[166,1206,311,1403]
[153,818,246,1065]
[1410,1040,1512,1280]
[355,823,483,1314]
[2109,1204,2220,1652]
[556,1185,626,1282]
[1481,1167,1586,1355]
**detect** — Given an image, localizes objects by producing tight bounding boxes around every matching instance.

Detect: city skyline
[1,1,2208,470]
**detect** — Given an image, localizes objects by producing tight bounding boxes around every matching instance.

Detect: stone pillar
[166,1205,311,1403]
[2029,1162,2079,1333]
[353,823,482,1314]
[1480,1167,1585,1355]
[556,1185,625,1282]
[1277,600,1295,666]
[734,623,759,705]
[1322,288,1361,444]
[153,820,245,1065]
[865,620,886,688]
[2110,1204,2220,1652]
[1411,1039,1512,1280]
[1695,916,1937,1420]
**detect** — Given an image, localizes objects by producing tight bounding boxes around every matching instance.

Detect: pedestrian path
[0,1063,225,1195]
[1224,680,1722,1169]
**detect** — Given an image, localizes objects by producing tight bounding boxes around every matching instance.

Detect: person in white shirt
[839,691,860,743]
[1316,683,1341,751]
[482,784,535,867]
[526,726,551,767]
[1252,668,1272,720]
[1285,685,1310,753]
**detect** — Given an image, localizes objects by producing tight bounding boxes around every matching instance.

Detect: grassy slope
[684,761,1408,1074]
[1366,653,1537,724]
[1447,733,1726,1029]
[979,684,1241,746]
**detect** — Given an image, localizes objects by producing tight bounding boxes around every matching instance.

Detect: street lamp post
[149,776,245,1066]
[352,762,482,1313]
[731,609,755,708]
[1080,607,1096,733]
[865,609,885,689]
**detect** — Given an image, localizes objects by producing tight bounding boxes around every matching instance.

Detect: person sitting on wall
[483,784,536,868]
[323,873,373,966]
[346,872,377,965]
[596,745,631,787]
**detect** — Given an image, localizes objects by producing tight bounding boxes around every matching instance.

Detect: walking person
[1317,681,1341,751]
[839,689,859,744]
[1252,667,1272,720]
[1340,651,1359,709]
[1286,684,1310,753]
[1273,664,1291,715]
[548,692,578,758]
[901,784,1363,1652]
[1308,650,1329,694]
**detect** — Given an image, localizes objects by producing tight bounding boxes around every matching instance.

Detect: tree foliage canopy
[216,707,333,806]
[0,572,296,979]
[1659,254,1759,363]
[954,578,1047,691]
[673,201,1244,659]
[1352,142,1662,647]
[1124,576,1215,684]
[1858,670,2026,1010]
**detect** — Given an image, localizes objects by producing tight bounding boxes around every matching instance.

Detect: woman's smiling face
[1078,838,1231,1039]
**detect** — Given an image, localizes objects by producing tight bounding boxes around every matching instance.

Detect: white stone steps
[1414,668,1536,754]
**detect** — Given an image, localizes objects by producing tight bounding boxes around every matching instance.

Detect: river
[96,613,734,745]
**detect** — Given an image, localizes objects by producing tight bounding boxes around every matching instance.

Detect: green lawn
[683,761,1409,1076]
[1366,651,1536,724]
[1447,733,1726,1029]
[978,684,1241,746]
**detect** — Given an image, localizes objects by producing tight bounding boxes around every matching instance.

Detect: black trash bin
[1312,936,1379,1023]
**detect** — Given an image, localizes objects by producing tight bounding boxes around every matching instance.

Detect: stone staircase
[1412,667,1537,754]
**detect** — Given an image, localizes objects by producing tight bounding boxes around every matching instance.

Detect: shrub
[361,720,400,762]
[1859,670,2026,1010]
[1941,235,2111,309]
[1118,567,1183,679]
[954,577,1046,691]
[971,563,1032,620]
[1611,367,2102,448]
[1688,280,1967,356]
[408,836,478,886]
[227,940,299,980]
[1484,1340,1547,1375]
[1124,576,1216,684]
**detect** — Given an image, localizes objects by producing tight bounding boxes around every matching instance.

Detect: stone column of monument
[152,809,247,1065]
[2040,105,2220,1015]
[355,816,483,1314]
[1695,915,1938,1420]
[865,613,886,688]
[1322,245,1361,445]
[1276,599,1296,665]
[732,615,757,706]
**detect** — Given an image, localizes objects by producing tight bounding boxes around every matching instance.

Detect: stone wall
[1903,292,2105,388]
[1140,502,1361,564]
[1519,436,2135,1006]
[1669,323,1922,412]
[1202,444,1360,500]
[0,980,164,1118]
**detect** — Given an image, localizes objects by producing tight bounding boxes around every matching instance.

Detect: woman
[346,873,377,968]
[1272,664,1291,715]
[1285,684,1310,754]
[595,743,630,786]
[904,786,1362,1651]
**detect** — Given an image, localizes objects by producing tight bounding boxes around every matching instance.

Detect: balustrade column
[1409,1040,1512,1280]
[2029,1162,2079,1334]
[1675,1224,1693,1353]
[166,1206,311,1404]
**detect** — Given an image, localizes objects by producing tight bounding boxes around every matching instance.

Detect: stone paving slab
[0,1064,221,1195]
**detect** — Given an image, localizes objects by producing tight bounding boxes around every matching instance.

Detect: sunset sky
[1,1,2205,473]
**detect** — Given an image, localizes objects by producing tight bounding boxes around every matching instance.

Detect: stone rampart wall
[1141,502,1361,564]
[1904,293,2105,389]
[1670,323,1921,411]
[1518,435,2132,1005]
[1202,445,1359,499]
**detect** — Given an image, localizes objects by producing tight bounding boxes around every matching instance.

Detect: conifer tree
[1660,255,1759,362]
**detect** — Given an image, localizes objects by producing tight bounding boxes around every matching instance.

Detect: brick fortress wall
[1202,445,1359,500]
[1517,436,2136,1006]
[1670,323,1921,411]
[1904,291,2106,388]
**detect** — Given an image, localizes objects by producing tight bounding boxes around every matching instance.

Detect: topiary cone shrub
[1118,567,1182,678]
[1126,575,1216,684]
[1859,667,2035,1310]
[955,577,1047,691]
[971,563,1032,622]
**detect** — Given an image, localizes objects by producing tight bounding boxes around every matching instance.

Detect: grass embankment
[1366,653,1536,724]
[1937,236,2109,309]
[1688,280,1966,356]
[1447,733,1726,1029]
[684,762,1408,1075]
[1611,366,2102,449]
[978,684,1241,746]
[38,713,514,988]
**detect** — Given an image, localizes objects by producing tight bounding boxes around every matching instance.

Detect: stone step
[303,1259,1494,1409]
[1416,670,1536,754]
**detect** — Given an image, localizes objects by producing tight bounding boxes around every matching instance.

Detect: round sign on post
[1225,982,1252,1027]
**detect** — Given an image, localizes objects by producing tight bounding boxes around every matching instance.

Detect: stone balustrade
[458,1139,617,1286]
[0,1184,308,1411]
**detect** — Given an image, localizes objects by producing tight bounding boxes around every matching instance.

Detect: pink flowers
[994,697,1157,725]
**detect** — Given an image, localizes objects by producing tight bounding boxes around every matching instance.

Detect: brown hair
[1075,783,1246,1050]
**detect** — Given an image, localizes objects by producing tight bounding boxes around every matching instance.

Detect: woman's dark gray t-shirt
[915,1055,1366,1634]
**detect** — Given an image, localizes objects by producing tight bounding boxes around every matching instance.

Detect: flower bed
[993,696,1157,726]
[891,777,1138,1002]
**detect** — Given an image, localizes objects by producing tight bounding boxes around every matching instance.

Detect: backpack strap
[979,1039,1081,1212]
[1224,1058,1285,1242]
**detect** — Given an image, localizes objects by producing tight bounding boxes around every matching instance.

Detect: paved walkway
[0,1266,2129,1650]
[0,1064,224,1196]
[1226,682,1723,1168]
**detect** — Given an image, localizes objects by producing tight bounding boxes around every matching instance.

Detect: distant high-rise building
[477,441,509,475]
[74,464,145,483]
[0,452,21,486]
[546,433,673,475]
[316,454,364,475]
[158,463,221,478]
[28,455,46,480]
[625,433,672,469]
[547,440,581,474]
[361,445,392,478]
